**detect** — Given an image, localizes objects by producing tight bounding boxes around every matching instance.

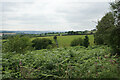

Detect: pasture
[31,35,94,47]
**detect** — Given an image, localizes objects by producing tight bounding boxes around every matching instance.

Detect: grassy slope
[31,35,94,47]
[2,46,120,79]
[2,34,120,79]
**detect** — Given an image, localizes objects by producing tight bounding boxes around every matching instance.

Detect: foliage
[70,38,84,46]
[83,36,89,48]
[31,35,94,47]
[70,36,90,48]
[110,1,120,27]
[53,36,59,48]
[32,38,54,50]
[2,34,14,39]
[94,12,115,45]
[95,1,120,54]
[2,36,32,54]
[2,46,120,79]
[94,34,104,45]
[108,27,120,54]
[68,31,79,35]
[67,31,91,35]
[53,35,57,40]
[109,1,120,54]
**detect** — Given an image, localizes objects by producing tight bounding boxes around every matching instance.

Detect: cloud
[0,0,113,31]
[0,0,115,2]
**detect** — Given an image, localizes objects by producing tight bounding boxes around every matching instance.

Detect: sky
[0,0,115,31]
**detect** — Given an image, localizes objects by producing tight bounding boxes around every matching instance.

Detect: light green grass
[32,35,94,47]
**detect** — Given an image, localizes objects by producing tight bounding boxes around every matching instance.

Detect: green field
[32,35,94,47]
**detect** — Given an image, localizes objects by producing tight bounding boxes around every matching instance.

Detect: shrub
[53,36,59,48]
[83,35,89,48]
[53,35,57,40]
[70,38,84,46]
[94,33,104,45]
[32,38,54,50]
[2,35,32,54]
[47,44,56,49]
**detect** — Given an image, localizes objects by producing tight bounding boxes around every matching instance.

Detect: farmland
[1,33,120,79]
[31,35,94,47]
[1,0,120,79]
[2,34,120,79]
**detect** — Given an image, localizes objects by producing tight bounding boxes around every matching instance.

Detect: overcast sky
[0,0,115,31]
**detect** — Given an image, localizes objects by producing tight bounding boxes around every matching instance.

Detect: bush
[2,35,32,54]
[32,38,54,50]
[94,33,104,45]
[83,35,89,48]
[47,44,56,49]
[70,38,84,46]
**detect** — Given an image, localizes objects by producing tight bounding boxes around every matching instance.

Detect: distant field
[32,35,94,47]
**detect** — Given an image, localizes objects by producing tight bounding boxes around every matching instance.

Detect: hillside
[2,45,120,79]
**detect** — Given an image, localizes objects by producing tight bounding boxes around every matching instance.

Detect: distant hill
[0,31,64,34]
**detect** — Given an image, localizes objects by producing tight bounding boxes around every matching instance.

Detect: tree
[94,12,115,45]
[95,1,120,54]
[53,35,59,48]
[53,35,57,40]
[83,36,89,48]
[110,1,120,27]
[108,27,120,54]
[2,36,32,53]
[94,34,104,45]
[109,1,120,54]
[32,38,53,50]
[68,31,74,35]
